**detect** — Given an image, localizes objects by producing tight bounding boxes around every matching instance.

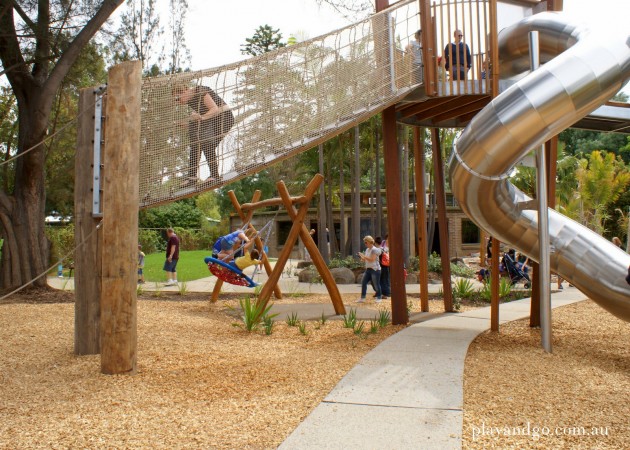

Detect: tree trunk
[352,125,361,255]
[401,126,410,263]
[339,136,346,257]
[318,144,329,262]
[0,95,51,290]
[375,123,383,237]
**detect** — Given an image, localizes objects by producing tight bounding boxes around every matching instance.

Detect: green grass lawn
[142,250,213,282]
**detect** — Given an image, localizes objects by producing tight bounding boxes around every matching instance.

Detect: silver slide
[449,13,630,320]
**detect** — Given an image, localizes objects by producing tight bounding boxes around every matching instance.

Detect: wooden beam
[74,87,103,356]
[100,60,141,375]
[228,190,282,300]
[240,195,307,212]
[413,127,430,312]
[383,107,408,324]
[419,0,436,96]
[432,97,489,123]
[278,178,346,315]
[258,176,323,311]
[430,128,453,311]
[491,237,500,331]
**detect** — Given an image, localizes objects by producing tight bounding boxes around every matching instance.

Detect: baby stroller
[501,252,531,288]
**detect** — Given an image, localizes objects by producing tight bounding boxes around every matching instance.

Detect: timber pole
[100,61,141,375]
[413,127,430,312]
[430,128,454,311]
[74,87,103,355]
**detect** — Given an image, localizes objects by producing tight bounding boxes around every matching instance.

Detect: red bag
[381,251,390,267]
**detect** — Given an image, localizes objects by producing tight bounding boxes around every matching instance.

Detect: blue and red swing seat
[204,257,258,288]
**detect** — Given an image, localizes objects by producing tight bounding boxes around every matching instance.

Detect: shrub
[138,229,162,254]
[453,278,475,299]
[376,310,391,328]
[46,224,75,267]
[238,297,276,332]
[286,312,299,327]
[342,308,358,328]
[328,254,363,270]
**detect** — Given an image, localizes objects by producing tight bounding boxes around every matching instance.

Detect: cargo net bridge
[138,0,423,207]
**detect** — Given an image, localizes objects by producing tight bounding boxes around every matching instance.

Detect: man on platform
[444,29,471,81]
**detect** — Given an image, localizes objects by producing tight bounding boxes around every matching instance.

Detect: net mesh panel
[139,0,421,207]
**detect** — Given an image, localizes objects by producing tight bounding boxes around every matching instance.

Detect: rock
[405,273,419,284]
[297,267,319,283]
[450,257,466,266]
[329,267,355,284]
[356,272,365,283]
[297,261,313,269]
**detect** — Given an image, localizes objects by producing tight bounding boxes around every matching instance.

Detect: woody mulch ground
[1,288,628,449]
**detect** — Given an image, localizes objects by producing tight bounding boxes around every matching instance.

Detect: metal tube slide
[449,13,630,320]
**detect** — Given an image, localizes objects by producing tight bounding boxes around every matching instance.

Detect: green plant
[138,229,162,254]
[262,314,275,335]
[45,224,75,267]
[238,297,275,332]
[177,281,188,296]
[453,297,462,311]
[407,299,414,316]
[453,278,475,299]
[369,320,379,334]
[342,308,358,329]
[376,310,391,328]
[328,255,363,270]
[500,277,513,297]
[152,282,164,298]
[137,283,144,296]
[319,311,328,325]
[298,321,308,335]
[353,321,365,335]
[428,252,442,273]
[286,312,299,327]
[451,264,475,278]
[479,277,513,301]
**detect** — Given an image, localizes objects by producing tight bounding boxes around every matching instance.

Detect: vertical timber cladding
[100,61,142,375]
[74,87,103,356]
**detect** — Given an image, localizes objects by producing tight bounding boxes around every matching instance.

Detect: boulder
[405,273,419,284]
[297,261,314,269]
[356,272,364,283]
[298,267,319,283]
[329,267,355,284]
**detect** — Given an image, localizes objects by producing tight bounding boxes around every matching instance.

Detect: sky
[177,0,627,71]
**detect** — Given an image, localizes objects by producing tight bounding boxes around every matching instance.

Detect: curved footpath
[279,288,587,450]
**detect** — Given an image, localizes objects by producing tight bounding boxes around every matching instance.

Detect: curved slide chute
[449,13,630,320]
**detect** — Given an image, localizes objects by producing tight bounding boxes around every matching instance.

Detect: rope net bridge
[138,0,422,207]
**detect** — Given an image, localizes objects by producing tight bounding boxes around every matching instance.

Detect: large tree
[0,0,125,290]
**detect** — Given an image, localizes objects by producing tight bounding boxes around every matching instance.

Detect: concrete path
[279,287,587,450]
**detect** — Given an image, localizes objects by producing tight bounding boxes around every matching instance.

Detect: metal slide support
[529,31,552,353]
[92,87,105,218]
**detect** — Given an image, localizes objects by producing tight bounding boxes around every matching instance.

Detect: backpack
[381,250,390,267]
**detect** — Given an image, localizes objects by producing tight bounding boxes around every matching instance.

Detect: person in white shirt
[357,235,382,303]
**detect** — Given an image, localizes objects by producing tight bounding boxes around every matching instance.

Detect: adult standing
[357,235,382,303]
[164,228,180,286]
[405,29,423,84]
[173,84,235,187]
[376,236,391,299]
[444,29,471,81]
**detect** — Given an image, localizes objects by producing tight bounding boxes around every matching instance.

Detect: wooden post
[491,237,500,331]
[419,0,436,96]
[228,190,282,300]
[383,107,408,325]
[277,180,346,315]
[489,0,499,96]
[413,127,430,312]
[258,176,323,311]
[100,61,141,375]
[74,87,103,355]
[430,128,454,311]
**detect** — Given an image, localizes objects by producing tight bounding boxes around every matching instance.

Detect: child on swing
[213,229,251,261]
[229,240,261,271]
